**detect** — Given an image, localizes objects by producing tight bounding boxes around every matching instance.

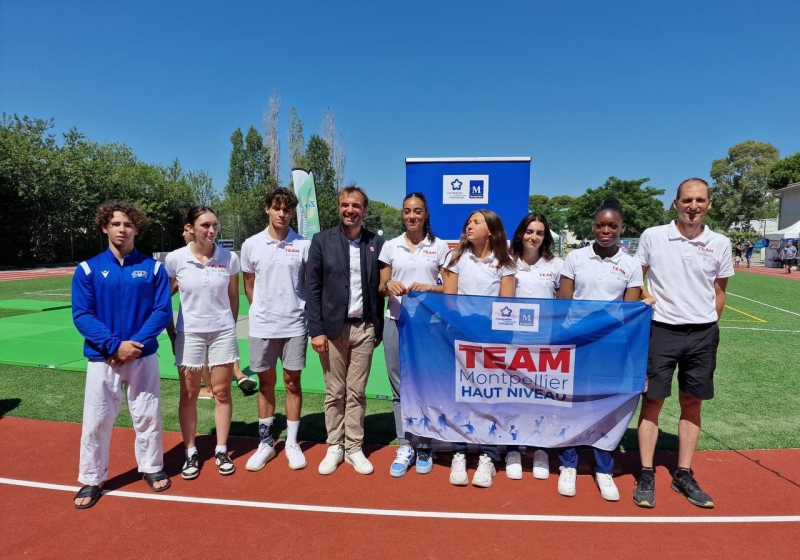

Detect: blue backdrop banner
[398,293,652,451]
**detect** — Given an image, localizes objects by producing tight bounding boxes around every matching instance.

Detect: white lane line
[720,327,800,334]
[727,293,800,318]
[3,477,799,524]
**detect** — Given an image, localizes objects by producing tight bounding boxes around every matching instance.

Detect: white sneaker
[558,466,577,497]
[245,441,276,472]
[595,472,620,501]
[318,444,344,475]
[505,451,522,480]
[449,452,468,486]
[533,449,550,480]
[472,454,497,488]
[344,450,374,475]
[285,443,307,470]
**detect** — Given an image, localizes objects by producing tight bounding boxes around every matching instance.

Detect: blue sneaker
[390,445,415,478]
[416,448,434,474]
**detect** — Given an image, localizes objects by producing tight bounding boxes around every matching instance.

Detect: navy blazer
[306,226,385,341]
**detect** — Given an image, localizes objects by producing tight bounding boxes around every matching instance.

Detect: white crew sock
[215,445,227,454]
[186,446,198,459]
[286,420,300,446]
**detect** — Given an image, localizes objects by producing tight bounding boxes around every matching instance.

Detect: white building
[776,182,800,230]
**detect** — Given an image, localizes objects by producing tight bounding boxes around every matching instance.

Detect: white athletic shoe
[472,454,497,488]
[558,466,577,497]
[532,449,550,480]
[505,451,522,480]
[245,441,276,472]
[595,472,620,501]
[345,450,374,475]
[318,444,344,475]
[285,443,307,470]
[449,452,468,486]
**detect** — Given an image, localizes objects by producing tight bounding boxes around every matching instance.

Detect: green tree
[529,194,574,233]
[710,140,780,229]
[567,177,666,239]
[768,152,800,191]
[287,106,305,174]
[301,135,338,230]
[227,128,246,195]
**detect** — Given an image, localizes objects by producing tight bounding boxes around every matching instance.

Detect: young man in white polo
[241,187,311,471]
[634,178,734,509]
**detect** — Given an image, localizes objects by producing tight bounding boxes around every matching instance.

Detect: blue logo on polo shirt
[469,180,484,198]
[519,309,536,326]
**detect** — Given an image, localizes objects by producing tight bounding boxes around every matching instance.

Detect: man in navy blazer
[307,185,385,476]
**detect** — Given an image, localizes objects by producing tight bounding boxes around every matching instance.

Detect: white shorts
[175,328,240,370]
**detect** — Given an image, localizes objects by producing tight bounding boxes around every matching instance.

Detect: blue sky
[2,0,799,209]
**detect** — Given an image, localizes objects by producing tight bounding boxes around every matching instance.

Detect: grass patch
[0,270,798,451]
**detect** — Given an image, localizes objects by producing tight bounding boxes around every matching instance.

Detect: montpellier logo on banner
[454,340,576,408]
[491,302,540,332]
[442,175,489,204]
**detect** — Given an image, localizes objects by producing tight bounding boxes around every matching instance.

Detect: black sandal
[143,471,171,493]
[74,484,102,509]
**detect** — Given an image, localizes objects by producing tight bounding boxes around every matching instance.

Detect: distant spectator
[745,241,754,268]
[734,242,743,268]
[782,241,797,274]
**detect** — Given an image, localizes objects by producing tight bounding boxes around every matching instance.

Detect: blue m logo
[469,180,484,198]
[519,309,536,326]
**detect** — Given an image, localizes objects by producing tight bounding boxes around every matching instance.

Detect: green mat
[0,307,393,399]
[0,299,72,311]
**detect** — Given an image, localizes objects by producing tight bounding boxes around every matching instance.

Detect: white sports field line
[720,327,800,334]
[727,293,800,318]
[2,477,799,524]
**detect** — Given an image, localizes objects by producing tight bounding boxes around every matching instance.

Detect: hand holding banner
[398,293,651,451]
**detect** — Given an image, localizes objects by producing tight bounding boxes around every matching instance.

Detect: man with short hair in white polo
[634,178,734,509]
[241,187,311,471]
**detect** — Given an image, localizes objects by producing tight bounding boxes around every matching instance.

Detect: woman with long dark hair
[379,192,450,477]
[509,212,565,480]
[442,209,516,488]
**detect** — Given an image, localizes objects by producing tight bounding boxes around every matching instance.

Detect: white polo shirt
[444,248,516,296]
[636,221,734,324]
[379,234,449,319]
[515,256,564,299]
[240,228,311,338]
[165,243,240,333]
[560,245,643,302]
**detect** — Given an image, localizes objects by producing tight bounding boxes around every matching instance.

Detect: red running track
[2,417,799,559]
[734,263,800,280]
[0,267,75,282]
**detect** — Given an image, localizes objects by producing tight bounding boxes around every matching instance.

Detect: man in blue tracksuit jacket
[71,201,172,509]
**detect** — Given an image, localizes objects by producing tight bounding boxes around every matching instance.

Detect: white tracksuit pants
[78,354,164,486]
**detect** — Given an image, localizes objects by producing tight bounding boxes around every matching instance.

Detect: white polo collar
[667,220,711,244]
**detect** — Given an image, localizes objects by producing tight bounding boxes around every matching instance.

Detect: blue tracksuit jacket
[71,248,172,361]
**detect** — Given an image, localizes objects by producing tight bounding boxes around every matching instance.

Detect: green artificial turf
[0,270,798,450]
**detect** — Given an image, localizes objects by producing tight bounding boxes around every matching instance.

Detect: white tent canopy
[551,229,560,239]
[765,219,800,239]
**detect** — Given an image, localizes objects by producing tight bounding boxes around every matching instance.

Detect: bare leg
[256,367,277,419]
[677,392,703,469]
[178,368,202,450]
[283,369,303,421]
[210,363,234,447]
[199,365,213,398]
[637,397,665,469]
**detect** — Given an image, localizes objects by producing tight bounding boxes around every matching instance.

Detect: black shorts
[784,258,797,266]
[645,321,720,400]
